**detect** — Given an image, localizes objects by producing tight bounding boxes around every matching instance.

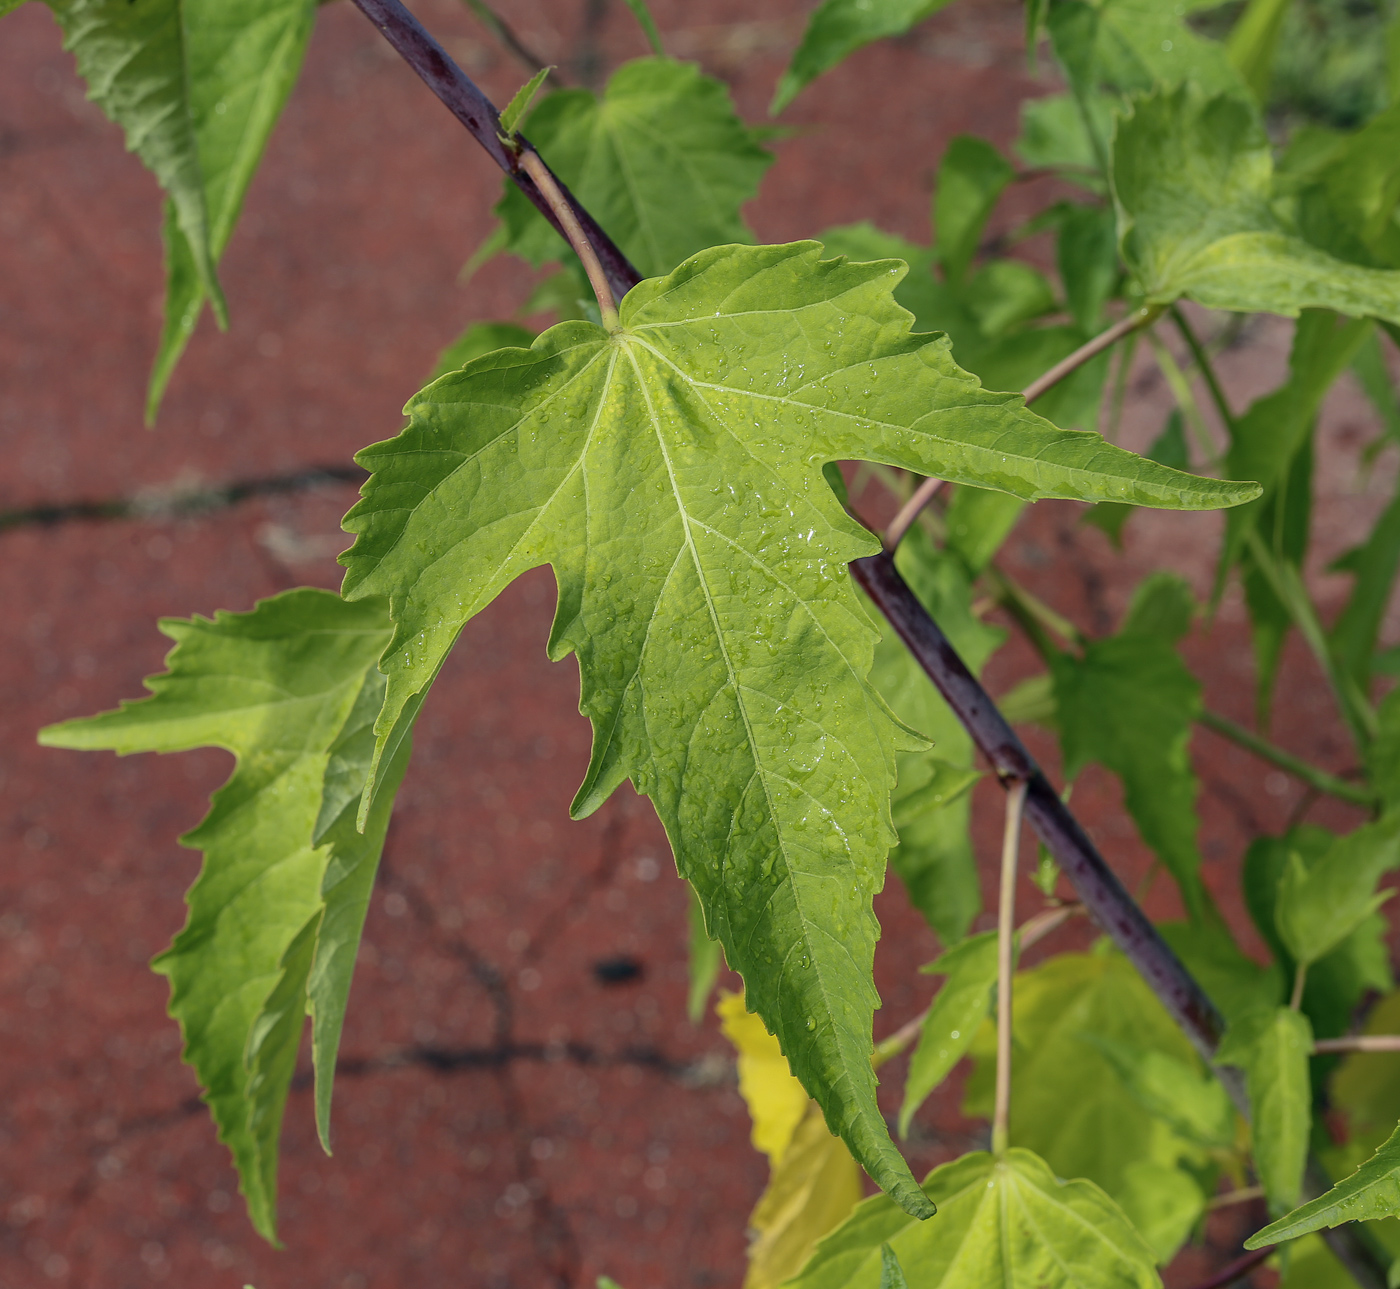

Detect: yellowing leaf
[744,1102,863,1289]
[718,990,810,1166]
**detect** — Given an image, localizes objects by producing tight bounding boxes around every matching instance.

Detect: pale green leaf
[133,0,317,418]
[962,949,1210,1262]
[38,589,403,1242]
[1051,575,1209,919]
[338,242,1256,1216]
[898,932,998,1137]
[1047,0,1245,100]
[1217,1006,1314,1214]
[494,57,771,280]
[428,322,536,384]
[1249,1121,1400,1247]
[815,223,947,335]
[498,66,552,139]
[786,1148,1161,1289]
[770,0,957,115]
[1274,813,1400,969]
[1226,0,1291,102]
[619,0,664,57]
[935,135,1015,287]
[1114,87,1400,322]
[687,882,723,1023]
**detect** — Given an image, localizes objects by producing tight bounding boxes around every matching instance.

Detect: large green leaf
[338,241,1254,1216]
[898,932,998,1137]
[786,1148,1161,1288]
[39,590,405,1242]
[494,57,771,281]
[1249,1122,1400,1248]
[963,948,1210,1261]
[770,0,957,115]
[1114,88,1400,323]
[1217,1006,1314,1215]
[1274,813,1400,969]
[1051,574,1209,920]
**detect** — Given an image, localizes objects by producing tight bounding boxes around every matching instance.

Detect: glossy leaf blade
[787,1148,1161,1288]
[38,590,400,1241]
[1114,88,1400,323]
[340,241,1256,1215]
[1249,1122,1400,1247]
[495,58,771,280]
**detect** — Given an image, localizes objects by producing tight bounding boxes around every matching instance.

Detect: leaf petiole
[992,778,1028,1157]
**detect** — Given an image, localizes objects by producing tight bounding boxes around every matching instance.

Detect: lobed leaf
[770,0,957,115]
[1051,575,1209,920]
[1273,813,1400,969]
[339,242,1256,1215]
[786,1148,1161,1288]
[1248,1122,1400,1248]
[1217,1006,1314,1215]
[1113,88,1400,323]
[39,590,405,1242]
[494,58,771,280]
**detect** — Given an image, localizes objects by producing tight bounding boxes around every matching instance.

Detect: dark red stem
[1183,1246,1272,1289]
[348,0,642,303]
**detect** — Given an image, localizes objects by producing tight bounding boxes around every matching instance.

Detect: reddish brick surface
[0,2,1395,1286]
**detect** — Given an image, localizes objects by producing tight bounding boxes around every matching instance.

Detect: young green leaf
[786,1148,1161,1288]
[1248,1121,1400,1248]
[1048,0,1245,100]
[962,949,1210,1261]
[340,242,1256,1215]
[117,0,317,419]
[770,0,957,115]
[934,136,1015,287]
[1051,575,1209,920]
[878,1244,907,1289]
[898,932,998,1137]
[1217,1006,1314,1214]
[1113,88,1400,323]
[492,58,771,280]
[618,0,664,57]
[1273,813,1400,969]
[498,66,552,140]
[38,590,404,1242]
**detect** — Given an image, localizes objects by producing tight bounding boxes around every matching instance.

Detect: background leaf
[39,590,402,1242]
[934,136,1015,288]
[493,58,771,280]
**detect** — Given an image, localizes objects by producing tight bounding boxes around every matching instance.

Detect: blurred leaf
[494,58,771,279]
[878,1245,908,1289]
[963,949,1210,1262]
[998,673,1058,727]
[1353,332,1400,447]
[1080,1032,1235,1147]
[40,590,405,1242]
[771,0,957,114]
[1331,491,1400,696]
[688,884,723,1024]
[899,932,999,1137]
[1157,920,1284,1027]
[1248,1121,1400,1247]
[1226,0,1291,102]
[744,1101,863,1289]
[1217,1006,1314,1214]
[428,322,536,383]
[1369,689,1400,810]
[1051,575,1208,919]
[1016,92,1113,189]
[786,1148,1161,1288]
[945,485,1026,575]
[1114,88,1400,323]
[965,259,1058,336]
[1058,203,1120,332]
[1274,813,1400,968]
[935,135,1015,286]
[619,0,664,57]
[717,990,809,1167]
